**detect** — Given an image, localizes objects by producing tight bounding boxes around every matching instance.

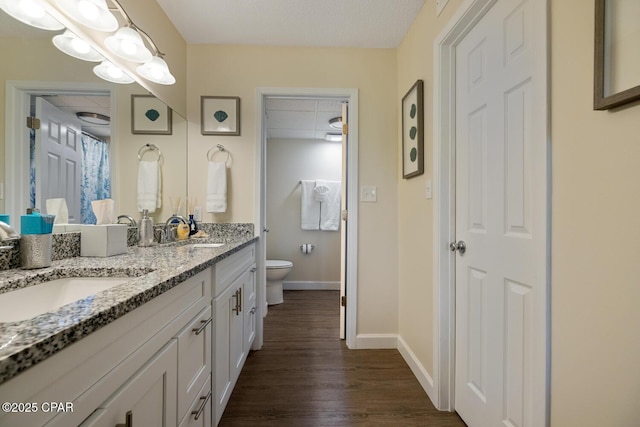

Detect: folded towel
[206,161,227,213]
[301,180,320,230]
[320,181,341,231]
[137,160,161,213]
[313,179,331,202]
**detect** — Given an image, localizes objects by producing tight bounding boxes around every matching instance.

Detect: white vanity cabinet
[212,243,256,425]
[0,268,211,427]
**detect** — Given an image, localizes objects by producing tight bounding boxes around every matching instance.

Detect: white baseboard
[397,336,436,404]
[283,281,340,290]
[355,333,398,349]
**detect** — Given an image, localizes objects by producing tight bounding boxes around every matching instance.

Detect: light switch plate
[360,186,377,202]
[425,180,432,199]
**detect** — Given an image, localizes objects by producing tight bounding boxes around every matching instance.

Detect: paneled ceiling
[266,98,345,140]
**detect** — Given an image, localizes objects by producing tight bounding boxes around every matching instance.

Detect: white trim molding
[355,334,397,349]
[283,281,340,291]
[397,336,436,403]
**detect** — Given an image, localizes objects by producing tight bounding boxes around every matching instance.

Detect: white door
[35,97,82,223]
[454,0,547,426]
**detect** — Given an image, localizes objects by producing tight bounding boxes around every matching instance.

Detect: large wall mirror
[594,0,640,110]
[1,12,187,230]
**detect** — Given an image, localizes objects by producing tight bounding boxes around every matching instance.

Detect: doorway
[433,0,549,426]
[255,87,359,349]
[4,80,115,223]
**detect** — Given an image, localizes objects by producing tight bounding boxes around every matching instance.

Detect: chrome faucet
[117,215,137,227]
[163,215,187,243]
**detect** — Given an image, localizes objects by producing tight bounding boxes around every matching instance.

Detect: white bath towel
[137,160,161,213]
[300,180,320,230]
[313,179,330,202]
[206,161,227,213]
[320,181,341,231]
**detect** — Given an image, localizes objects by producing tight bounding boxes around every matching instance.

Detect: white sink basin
[0,277,129,322]
[191,243,225,248]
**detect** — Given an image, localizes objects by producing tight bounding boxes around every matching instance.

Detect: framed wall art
[402,79,424,179]
[131,94,172,135]
[594,0,640,110]
[201,96,240,135]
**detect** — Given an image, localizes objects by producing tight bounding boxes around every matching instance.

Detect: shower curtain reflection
[29,131,112,224]
[80,134,111,224]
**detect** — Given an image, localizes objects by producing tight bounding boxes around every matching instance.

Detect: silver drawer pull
[192,317,212,335]
[191,390,212,420]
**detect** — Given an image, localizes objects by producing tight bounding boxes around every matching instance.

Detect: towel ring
[207,144,231,164]
[137,143,162,161]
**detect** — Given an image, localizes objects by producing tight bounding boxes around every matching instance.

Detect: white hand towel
[320,181,341,231]
[206,161,227,213]
[300,180,320,230]
[137,160,161,213]
[313,179,331,202]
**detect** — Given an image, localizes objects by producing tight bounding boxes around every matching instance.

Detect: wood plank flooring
[219,290,467,426]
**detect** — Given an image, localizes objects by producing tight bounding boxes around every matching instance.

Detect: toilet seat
[266,260,293,269]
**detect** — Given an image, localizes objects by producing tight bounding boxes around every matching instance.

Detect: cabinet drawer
[213,244,255,297]
[179,375,212,427]
[78,340,178,427]
[175,306,212,422]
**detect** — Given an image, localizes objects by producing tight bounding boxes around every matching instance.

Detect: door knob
[449,240,466,255]
[263,227,269,233]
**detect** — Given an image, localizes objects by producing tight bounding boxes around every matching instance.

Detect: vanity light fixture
[2,0,175,86]
[93,60,134,84]
[77,112,110,125]
[52,29,104,61]
[0,0,64,30]
[137,56,176,85]
[105,25,152,62]
[328,117,343,130]
[54,0,118,32]
[325,133,342,142]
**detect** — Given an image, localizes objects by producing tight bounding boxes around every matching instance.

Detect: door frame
[255,87,359,348]
[432,0,550,422]
[4,80,115,222]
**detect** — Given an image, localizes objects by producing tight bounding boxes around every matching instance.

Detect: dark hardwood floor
[219,290,467,426]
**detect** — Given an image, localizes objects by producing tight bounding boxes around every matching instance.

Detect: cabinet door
[243,265,257,353]
[213,280,243,423]
[79,340,177,427]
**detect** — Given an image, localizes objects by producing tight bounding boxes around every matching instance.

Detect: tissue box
[80,225,127,257]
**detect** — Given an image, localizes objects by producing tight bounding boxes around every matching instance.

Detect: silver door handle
[449,240,466,255]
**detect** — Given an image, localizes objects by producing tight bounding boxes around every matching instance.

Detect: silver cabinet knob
[449,240,466,255]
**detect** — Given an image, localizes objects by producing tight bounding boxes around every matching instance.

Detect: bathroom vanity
[0,234,258,427]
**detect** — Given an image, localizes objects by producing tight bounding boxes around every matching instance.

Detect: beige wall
[187,44,399,334]
[266,138,342,284]
[550,0,640,425]
[396,0,463,384]
[396,0,640,425]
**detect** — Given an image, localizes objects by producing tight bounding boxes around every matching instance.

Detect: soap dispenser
[138,209,154,247]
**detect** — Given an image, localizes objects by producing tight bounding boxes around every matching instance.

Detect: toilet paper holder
[300,244,315,254]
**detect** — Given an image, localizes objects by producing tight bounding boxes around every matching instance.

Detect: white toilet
[265,260,293,305]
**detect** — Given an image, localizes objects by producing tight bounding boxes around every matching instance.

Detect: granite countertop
[0,235,258,386]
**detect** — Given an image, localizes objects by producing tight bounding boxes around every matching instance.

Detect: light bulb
[107,65,123,79]
[120,39,137,56]
[70,37,90,54]
[78,0,99,20]
[20,0,46,19]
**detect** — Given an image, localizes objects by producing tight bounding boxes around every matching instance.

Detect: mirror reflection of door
[33,96,112,224]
